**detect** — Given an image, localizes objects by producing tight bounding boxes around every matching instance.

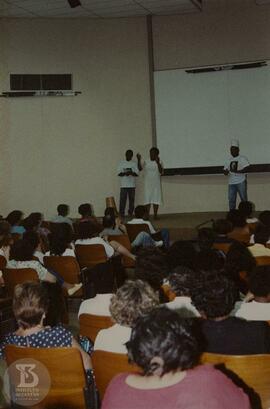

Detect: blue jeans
[228,180,247,210]
[132,231,157,247]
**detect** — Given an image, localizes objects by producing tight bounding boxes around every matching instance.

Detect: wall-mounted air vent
[186,61,267,74]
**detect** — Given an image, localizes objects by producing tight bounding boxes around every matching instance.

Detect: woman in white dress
[137,147,163,219]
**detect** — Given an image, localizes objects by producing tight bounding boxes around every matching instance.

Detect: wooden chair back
[92,350,140,399]
[255,256,270,266]
[5,345,89,409]
[201,353,270,409]
[108,235,135,268]
[3,268,39,297]
[212,242,231,254]
[0,255,7,271]
[79,313,113,342]
[161,284,176,301]
[125,223,150,243]
[75,244,107,269]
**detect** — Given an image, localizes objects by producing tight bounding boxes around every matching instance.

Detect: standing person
[224,140,250,210]
[137,147,163,219]
[117,150,139,218]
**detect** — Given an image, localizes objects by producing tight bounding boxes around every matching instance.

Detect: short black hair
[77,221,98,239]
[150,147,159,155]
[168,266,196,297]
[102,214,115,229]
[226,209,247,228]
[6,210,24,226]
[238,201,254,218]
[191,271,236,318]
[23,231,40,251]
[167,241,197,270]
[126,307,199,375]
[78,203,92,217]
[225,241,256,284]
[48,223,73,256]
[57,204,69,217]
[213,219,233,235]
[135,247,169,292]
[254,225,270,245]
[259,210,270,228]
[134,205,146,219]
[249,266,270,297]
[10,239,35,261]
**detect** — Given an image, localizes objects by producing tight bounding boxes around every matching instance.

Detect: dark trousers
[119,187,135,216]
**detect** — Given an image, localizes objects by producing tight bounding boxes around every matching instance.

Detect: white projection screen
[154,63,270,174]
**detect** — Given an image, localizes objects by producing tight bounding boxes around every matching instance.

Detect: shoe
[68,283,82,296]
[154,240,163,247]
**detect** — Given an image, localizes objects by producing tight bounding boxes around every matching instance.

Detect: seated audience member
[104,207,127,233]
[7,239,81,295]
[0,282,90,370]
[167,240,197,270]
[0,220,12,261]
[75,221,135,261]
[128,205,170,248]
[78,268,115,317]
[102,307,250,409]
[213,219,234,243]
[197,227,215,251]
[192,271,270,354]
[226,209,250,240]
[259,210,270,228]
[51,204,73,228]
[238,201,258,224]
[23,212,49,236]
[6,210,26,235]
[78,202,101,229]
[94,280,159,353]
[135,247,169,302]
[233,265,270,321]
[100,214,162,248]
[248,225,270,257]
[46,223,75,257]
[23,230,44,263]
[225,241,256,290]
[166,267,200,317]
[194,249,225,271]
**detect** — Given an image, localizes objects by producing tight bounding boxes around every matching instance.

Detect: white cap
[231,139,239,147]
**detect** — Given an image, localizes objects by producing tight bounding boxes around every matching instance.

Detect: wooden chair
[255,256,270,266]
[108,235,135,268]
[212,242,231,254]
[44,256,83,297]
[125,223,151,243]
[5,345,92,409]
[75,244,108,269]
[201,353,270,409]
[92,350,139,399]
[2,268,39,297]
[79,313,113,342]
[161,283,176,301]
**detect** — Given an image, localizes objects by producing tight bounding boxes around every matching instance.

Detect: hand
[137,153,141,160]
[223,169,229,176]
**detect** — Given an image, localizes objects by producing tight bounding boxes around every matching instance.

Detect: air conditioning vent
[10,74,72,91]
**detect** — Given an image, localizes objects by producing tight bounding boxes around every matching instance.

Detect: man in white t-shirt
[117,150,139,217]
[224,140,250,210]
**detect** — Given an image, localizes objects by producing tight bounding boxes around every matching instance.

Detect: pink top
[102,365,250,409]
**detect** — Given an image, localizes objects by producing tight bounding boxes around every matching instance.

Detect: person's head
[49,223,73,256]
[10,239,35,261]
[197,227,215,250]
[226,209,247,228]
[191,271,236,319]
[225,241,256,282]
[78,203,93,218]
[195,249,225,271]
[213,219,233,235]
[254,225,270,245]
[126,307,199,376]
[102,214,115,229]
[134,205,146,219]
[259,210,270,228]
[167,241,197,270]
[23,231,41,252]
[249,266,270,302]
[0,220,11,247]
[77,221,98,240]
[57,204,69,217]
[149,147,159,161]
[109,280,159,327]
[238,201,254,218]
[230,144,239,157]
[6,210,24,226]
[125,150,133,161]
[135,247,169,292]
[23,213,43,231]
[168,266,196,297]
[13,282,49,329]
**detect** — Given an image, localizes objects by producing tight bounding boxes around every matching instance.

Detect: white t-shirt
[165,296,201,318]
[94,324,131,353]
[78,293,113,317]
[75,237,114,258]
[233,300,270,321]
[117,160,139,188]
[224,155,249,185]
[127,218,156,234]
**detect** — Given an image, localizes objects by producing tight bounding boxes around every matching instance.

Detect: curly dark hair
[6,210,24,226]
[225,241,256,284]
[238,201,254,218]
[48,223,73,256]
[126,307,199,376]
[135,247,169,292]
[167,241,197,270]
[10,239,35,261]
[249,266,270,297]
[77,220,98,239]
[226,209,247,228]
[167,266,196,297]
[191,271,236,318]
[57,204,69,217]
[78,203,93,217]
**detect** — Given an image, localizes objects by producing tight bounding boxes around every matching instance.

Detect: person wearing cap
[224,140,250,210]
[117,150,139,218]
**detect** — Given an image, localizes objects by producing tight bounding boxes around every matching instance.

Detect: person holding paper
[117,150,139,217]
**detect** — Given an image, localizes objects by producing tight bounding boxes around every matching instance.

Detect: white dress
[144,160,163,205]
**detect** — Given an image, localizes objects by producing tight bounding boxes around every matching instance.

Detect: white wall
[0,18,152,218]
